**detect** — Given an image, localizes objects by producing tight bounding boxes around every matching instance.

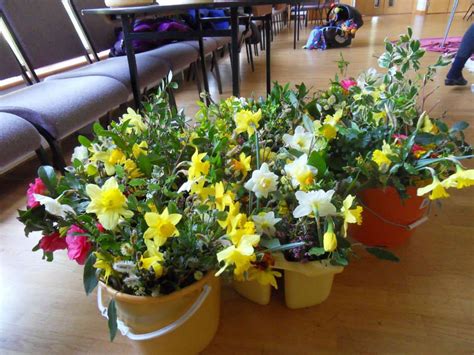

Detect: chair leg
[245,40,251,64]
[212,51,223,95]
[254,43,259,56]
[247,41,255,72]
[261,27,265,50]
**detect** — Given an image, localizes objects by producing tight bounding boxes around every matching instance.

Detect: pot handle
[97,284,212,341]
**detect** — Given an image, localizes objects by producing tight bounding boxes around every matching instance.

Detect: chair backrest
[252,5,273,16]
[70,0,119,54]
[274,4,287,11]
[0,0,88,69]
[0,31,23,81]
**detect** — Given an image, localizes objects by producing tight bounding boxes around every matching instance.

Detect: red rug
[419,36,463,56]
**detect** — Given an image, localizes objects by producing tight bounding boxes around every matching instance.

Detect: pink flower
[66,225,92,265]
[393,134,408,140]
[340,79,357,91]
[39,232,67,252]
[26,178,47,208]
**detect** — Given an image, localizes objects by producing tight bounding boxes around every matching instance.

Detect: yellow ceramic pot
[104,0,154,7]
[274,253,343,309]
[98,273,220,355]
[233,279,272,305]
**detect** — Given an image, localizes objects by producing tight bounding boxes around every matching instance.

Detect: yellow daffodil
[214,182,234,211]
[249,267,282,289]
[231,152,251,177]
[132,141,148,158]
[323,109,343,126]
[93,252,114,282]
[320,124,337,140]
[229,214,256,245]
[121,108,147,134]
[215,234,260,277]
[443,166,474,189]
[341,195,363,237]
[140,239,164,277]
[234,109,262,137]
[188,149,210,180]
[284,154,317,189]
[417,176,450,200]
[92,149,126,176]
[420,114,438,134]
[372,149,392,172]
[323,224,337,252]
[217,201,241,232]
[86,177,133,230]
[124,159,143,179]
[144,208,182,246]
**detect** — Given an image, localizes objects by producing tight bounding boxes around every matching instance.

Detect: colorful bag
[110,19,191,57]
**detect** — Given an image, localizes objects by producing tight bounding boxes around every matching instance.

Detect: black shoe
[445,76,468,86]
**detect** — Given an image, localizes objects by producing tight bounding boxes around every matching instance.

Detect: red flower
[411,144,427,158]
[26,178,47,208]
[96,223,105,233]
[39,232,67,252]
[66,225,92,265]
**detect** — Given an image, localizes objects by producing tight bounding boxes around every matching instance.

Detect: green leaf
[308,247,325,256]
[78,135,92,148]
[107,299,118,341]
[260,238,280,249]
[267,241,305,252]
[137,155,152,177]
[129,178,146,187]
[366,247,400,262]
[216,211,228,221]
[450,121,469,133]
[308,151,327,177]
[38,166,57,194]
[83,252,98,295]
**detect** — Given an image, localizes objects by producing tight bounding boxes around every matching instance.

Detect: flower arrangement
[310,29,473,200]
[18,28,470,342]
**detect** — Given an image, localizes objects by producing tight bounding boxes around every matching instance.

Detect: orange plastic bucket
[350,187,430,247]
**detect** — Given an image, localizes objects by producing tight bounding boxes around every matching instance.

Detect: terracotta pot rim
[100,272,216,304]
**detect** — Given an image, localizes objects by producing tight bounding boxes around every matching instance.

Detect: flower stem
[254,128,261,211]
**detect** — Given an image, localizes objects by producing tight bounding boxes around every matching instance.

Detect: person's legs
[446,24,474,86]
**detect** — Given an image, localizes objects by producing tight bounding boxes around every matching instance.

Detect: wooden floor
[0,13,473,355]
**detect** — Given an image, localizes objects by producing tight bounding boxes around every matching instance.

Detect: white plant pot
[104,0,154,7]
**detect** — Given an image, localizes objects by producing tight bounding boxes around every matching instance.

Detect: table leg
[230,7,240,97]
[195,9,210,104]
[265,13,272,96]
[121,15,141,110]
[293,4,297,49]
[297,4,300,41]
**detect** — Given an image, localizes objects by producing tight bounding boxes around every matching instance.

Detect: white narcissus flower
[282,126,313,153]
[284,154,317,188]
[252,212,282,237]
[293,190,337,218]
[33,194,76,219]
[71,146,89,163]
[244,163,278,198]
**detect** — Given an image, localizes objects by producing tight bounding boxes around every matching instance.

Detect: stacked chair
[0,0,257,174]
